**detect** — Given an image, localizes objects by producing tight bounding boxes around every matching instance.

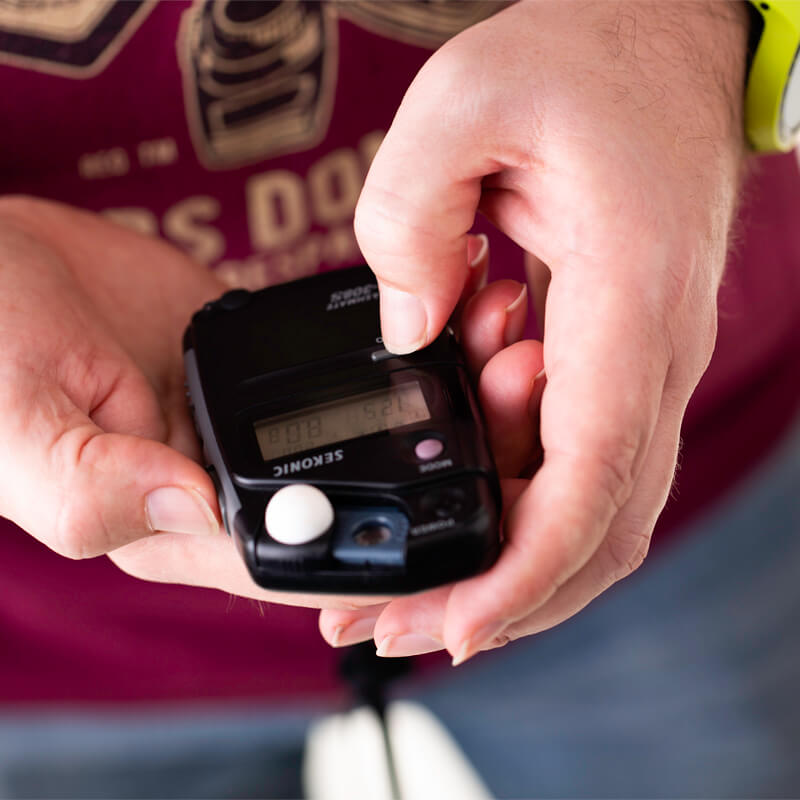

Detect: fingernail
[145,487,219,536]
[376,633,443,658]
[331,616,380,648]
[452,620,507,667]
[529,367,547,418]
[503,283,528,347]
[467,233,489,268]
[379,283,427,354]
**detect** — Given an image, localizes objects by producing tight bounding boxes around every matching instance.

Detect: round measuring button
[265,484,334,545]
[415,437,444,461]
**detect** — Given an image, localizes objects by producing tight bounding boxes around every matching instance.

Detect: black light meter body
[183,265,501,594]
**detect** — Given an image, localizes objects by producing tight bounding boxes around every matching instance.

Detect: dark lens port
[353,524,392,547]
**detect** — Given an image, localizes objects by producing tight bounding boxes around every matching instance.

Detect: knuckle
[688,309,719,379]
[51,505,97,560]
[590,433,643,515]
[353,184,404,252]
[49,427,114,559]
[486,629,514,652]
[354,182,433,255]
[661,266,721,385]
[413,40,472,102]
[52,494,110,561]
[602,524,652,587]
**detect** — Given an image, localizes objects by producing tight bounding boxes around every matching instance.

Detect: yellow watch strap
[746,0,800,152]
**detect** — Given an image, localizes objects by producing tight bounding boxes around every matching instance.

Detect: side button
[219,289,252,311]
[370,348,395,363]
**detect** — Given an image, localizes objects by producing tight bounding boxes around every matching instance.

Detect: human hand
[0,197,370,609]
[319,1,750,660]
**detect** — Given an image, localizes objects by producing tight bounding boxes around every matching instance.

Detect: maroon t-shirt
[0,1,798,706]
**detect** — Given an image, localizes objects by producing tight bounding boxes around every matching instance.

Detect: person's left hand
[317,0,748,662]
[319,235,545,655]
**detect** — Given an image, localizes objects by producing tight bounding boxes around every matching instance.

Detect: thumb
[354,48,489,354]
[2,382,219,560]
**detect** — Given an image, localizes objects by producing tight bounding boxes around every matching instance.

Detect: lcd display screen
[254,381,431,461]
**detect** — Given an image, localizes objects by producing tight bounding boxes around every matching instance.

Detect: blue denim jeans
[416,417,800,798]
[2,418,799,799]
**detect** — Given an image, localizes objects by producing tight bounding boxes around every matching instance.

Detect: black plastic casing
[183,265,501,594]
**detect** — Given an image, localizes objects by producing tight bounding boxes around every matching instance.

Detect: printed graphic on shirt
[103,131,383,288]
[178,0,338,169]
[177,0,503,169]
[339,1,505,49]
[9,1,505,286]
[0,0,154,76]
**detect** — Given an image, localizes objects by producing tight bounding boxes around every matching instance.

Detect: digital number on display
[254,381,430,461]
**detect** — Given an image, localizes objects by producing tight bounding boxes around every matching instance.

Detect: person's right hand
[0,196,358,608]
[0,195,223,555]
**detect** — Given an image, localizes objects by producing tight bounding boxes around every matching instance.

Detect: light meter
[183,265,500,594]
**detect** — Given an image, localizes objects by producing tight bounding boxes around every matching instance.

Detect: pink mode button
[415,437,444,461]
